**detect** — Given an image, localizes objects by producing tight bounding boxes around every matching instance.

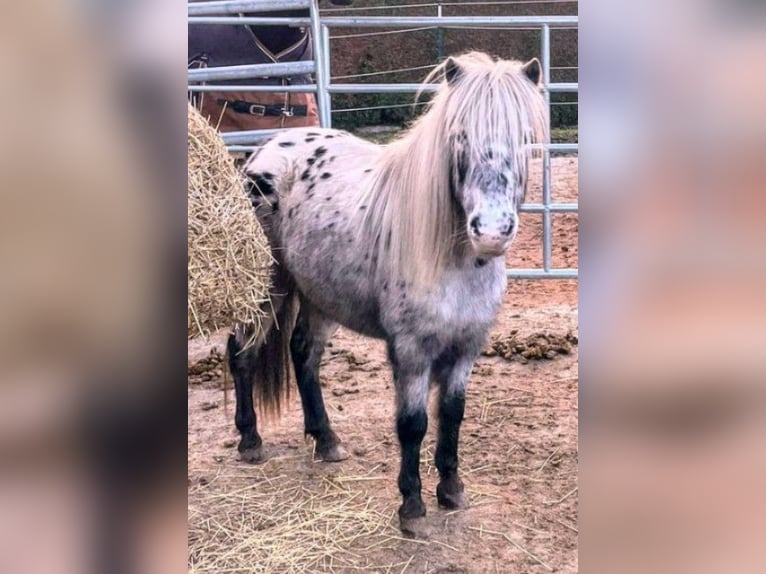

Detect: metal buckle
[248,104,266,116]
[281,107,294,117]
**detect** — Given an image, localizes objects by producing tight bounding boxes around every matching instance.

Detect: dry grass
[188,103,272,340]
[188,467,403,574]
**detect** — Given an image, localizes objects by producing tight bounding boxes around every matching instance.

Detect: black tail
[252,259,297,418]
[235,163,296,419]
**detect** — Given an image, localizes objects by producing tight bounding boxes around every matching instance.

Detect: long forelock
[446,56,547,182]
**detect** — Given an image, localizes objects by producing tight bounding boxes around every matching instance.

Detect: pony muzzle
[470,237,512,258]
[468,213,517,257]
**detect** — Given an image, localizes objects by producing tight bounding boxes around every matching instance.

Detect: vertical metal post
[320,24,332,127]
[436,3,445,61]
[541,24,552,273]
[309,0,330,127]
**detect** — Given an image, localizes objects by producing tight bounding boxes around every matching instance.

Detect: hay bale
[188,103,272,339]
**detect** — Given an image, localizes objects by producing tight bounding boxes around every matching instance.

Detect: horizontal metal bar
[519,203,578,213]
[188,17,312,26]
[226,145,262,153]
[506,269,578,279]
[189,15,579,31]
[188,84,317,93]
[188,61,315,83]
[223,140,579,157]
[188,0,311,16]
[548,82,578,93]
[220,129,287,144]
[223,142,580,164]
[188,14,578,29]
[222,140,577,154]
[327,83,432,94]
[218,133,579,153]
[320,16,578,28]
[548,143,578,153]
[327,82,575,94]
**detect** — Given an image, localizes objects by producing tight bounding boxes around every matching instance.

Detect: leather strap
[216,99,308,117]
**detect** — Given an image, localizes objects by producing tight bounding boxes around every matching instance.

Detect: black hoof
[239,445,268,464]
[313,430,349,462]
[437,477,469,509]
[400,515,432,539]
[398,497,427,537]
[238,435,268,464]
[315,442,349,462]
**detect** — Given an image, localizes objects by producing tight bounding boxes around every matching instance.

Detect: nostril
[469,216,481,236]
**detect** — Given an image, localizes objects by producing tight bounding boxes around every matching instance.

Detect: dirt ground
[188,157,578,573]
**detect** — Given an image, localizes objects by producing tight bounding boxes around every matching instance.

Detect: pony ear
[444,57,463,84]
[522,58,542,86]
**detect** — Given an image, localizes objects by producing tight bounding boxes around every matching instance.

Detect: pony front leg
[433,355,474,510]
[390,346,431,537]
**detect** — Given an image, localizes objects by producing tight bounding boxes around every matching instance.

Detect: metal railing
[188,1,578,279]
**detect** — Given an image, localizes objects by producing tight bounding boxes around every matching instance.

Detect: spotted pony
[230,52,548,537]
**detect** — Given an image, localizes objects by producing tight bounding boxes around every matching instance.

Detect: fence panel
[187,1,578,279]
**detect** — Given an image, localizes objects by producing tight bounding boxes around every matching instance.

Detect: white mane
[354,51,549,288]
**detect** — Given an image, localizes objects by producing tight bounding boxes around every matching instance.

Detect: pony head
[438,53,547,258]
[359,51,548,287]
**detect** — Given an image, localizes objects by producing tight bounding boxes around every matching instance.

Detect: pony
[230,52,548,537]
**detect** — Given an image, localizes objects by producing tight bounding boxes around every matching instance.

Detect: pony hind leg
[227,324,266,463]
[290,300,347,462]
[227,275,291,464]
[432,350,475,510]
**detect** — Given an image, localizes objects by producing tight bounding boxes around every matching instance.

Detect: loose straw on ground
[189,473,399,574]
[467,525,555,572]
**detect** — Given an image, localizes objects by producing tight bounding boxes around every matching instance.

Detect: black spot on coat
[248,174,275,197]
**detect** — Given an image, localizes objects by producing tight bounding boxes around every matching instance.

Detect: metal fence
[188,0,578,279]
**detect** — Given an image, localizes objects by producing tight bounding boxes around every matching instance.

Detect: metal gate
[188,0,578,279]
